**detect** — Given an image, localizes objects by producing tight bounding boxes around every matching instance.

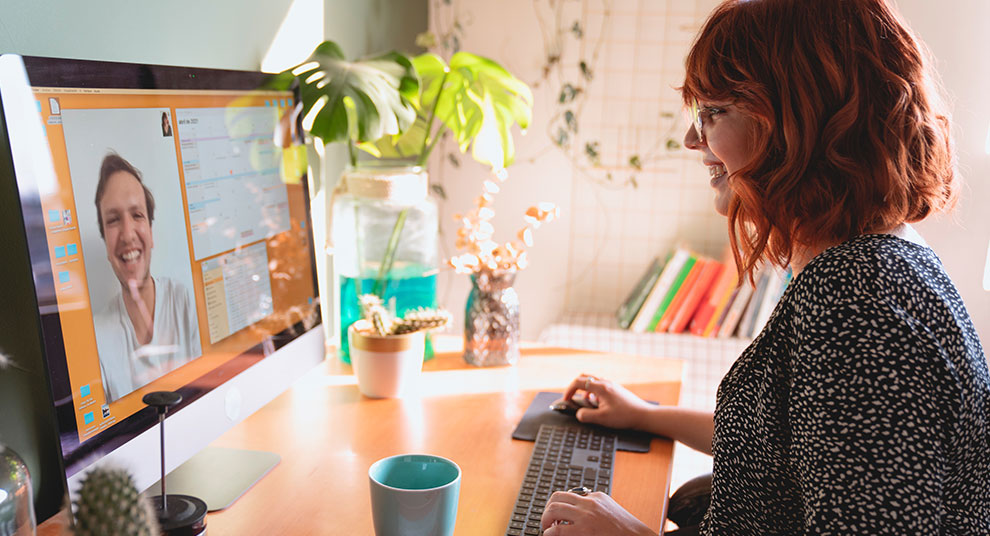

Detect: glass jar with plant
[275,40,533,363]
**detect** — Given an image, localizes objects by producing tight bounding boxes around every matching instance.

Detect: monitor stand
[146,446,280,511]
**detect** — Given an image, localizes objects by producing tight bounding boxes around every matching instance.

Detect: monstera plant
[363,51,533,168]
[276,41,532,168]
[275,40,533,300]
[272,41,420,167]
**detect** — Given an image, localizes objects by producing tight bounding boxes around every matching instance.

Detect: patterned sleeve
[788,296,958,534]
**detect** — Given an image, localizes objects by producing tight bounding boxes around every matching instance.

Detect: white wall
[896,0,990,344]
[431,0,988,345]
[428,0,722,340]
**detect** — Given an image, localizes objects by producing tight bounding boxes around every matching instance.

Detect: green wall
[0,0,426,68]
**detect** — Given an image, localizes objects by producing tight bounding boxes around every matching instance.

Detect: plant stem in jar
[372,207,409,297]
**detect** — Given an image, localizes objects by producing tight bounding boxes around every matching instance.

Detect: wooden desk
[42,340,683,535]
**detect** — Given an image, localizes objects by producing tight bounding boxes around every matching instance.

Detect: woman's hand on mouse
[563,374,654,431]
[540,490,655,536]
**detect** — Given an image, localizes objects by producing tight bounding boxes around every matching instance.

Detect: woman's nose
[683,124,704,150]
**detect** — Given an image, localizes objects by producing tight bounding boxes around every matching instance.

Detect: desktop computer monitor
[0,53,325,522]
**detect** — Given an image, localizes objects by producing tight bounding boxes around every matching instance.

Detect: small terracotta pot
[348,320,426,398]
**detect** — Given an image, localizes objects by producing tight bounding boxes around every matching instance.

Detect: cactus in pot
[72,466,158,536]
[357,294,451,337]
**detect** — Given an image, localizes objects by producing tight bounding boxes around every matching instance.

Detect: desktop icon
[54,246,66,258]
[49,98,61,115]
[101,404,110,419]
[80,384,91,397]
[83,411,94,425]
[66,243,78,255]
[48,209,61,223]
[58,271,70,283]
[63,209,72,225]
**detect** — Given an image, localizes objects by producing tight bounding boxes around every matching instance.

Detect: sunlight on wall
[260,0,323,73]
[985,123,989,291]
[983,238,990,291]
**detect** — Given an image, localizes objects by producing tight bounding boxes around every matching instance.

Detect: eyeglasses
[689,98,705,142]
[688,98,727,144]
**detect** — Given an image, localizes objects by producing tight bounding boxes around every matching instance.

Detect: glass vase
[0,444,35,536]
[463,270,520,367]
[332,163,439,364]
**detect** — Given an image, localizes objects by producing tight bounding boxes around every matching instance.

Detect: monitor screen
[0,54,324,508]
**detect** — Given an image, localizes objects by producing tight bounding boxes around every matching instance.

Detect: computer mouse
[549,392,598,416]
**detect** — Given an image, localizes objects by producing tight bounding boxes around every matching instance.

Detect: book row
[615,246,792,339]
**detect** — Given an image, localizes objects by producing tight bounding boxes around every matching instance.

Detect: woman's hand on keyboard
[563,375,655,431]
[540,490,656,536]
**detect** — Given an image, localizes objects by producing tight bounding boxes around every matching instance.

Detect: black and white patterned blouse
[703,234,989,535]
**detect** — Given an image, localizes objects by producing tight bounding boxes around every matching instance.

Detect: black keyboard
[505,424,617,536]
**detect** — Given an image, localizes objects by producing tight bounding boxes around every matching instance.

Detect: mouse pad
[512,392,655,452]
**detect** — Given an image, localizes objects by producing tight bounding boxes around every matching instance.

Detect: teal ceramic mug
[368,454,461,536]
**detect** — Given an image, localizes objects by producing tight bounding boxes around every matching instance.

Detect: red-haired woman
[541,0,988,534]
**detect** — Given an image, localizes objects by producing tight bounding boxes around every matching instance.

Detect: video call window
[33,87,316,443]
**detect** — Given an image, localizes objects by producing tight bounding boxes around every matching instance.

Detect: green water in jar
[338,269,438,363]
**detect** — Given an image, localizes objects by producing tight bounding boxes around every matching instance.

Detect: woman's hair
[95,152,156,238]
[681,0,957,280]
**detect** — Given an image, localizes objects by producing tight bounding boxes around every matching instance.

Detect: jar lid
[343,165,427,202]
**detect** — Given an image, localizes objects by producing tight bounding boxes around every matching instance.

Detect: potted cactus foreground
[348,295,450,398]
[72,466,159,536]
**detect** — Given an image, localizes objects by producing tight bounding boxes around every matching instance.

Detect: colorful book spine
[737,268,771,339]
[669,259,723,333]
[615,256,665,329]
[706,286,739,337]
[629,248,691,332]
[690,249,738,336]
[717,278,755,338]
[751,267,793,335]
[751,267,781,335]
[646,253,698,332]
[654,256,704,333]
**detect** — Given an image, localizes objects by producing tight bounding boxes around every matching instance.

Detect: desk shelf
[539,312,751,411]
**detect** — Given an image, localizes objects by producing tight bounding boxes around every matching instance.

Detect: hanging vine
[424,0,691,190]
[531,0,691,190]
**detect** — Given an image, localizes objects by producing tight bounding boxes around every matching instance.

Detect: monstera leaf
[285,42,419,151]
[360,51,533,168]
[435,52,533,167]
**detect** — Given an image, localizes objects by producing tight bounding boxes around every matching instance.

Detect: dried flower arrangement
[355,294,452,337]
[448,171,560,274]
